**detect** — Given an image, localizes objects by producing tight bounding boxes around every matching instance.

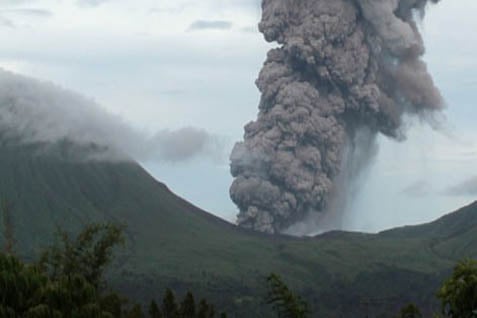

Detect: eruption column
[230,0,443,234]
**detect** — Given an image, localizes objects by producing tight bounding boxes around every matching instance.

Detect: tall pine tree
[162,289,179,318]
[149,300,162,318]
[180,292,196,318]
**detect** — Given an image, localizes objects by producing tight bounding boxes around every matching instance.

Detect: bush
[437,259,477,318]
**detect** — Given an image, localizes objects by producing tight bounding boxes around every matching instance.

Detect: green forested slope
[1,142,476,317]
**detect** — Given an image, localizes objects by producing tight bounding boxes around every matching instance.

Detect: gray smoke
[230,0,443,234]
[0,68,223,163]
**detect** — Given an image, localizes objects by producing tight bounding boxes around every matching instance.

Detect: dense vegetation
[0,223,226,318]
[1,144,477,316]
[264,262,477,318]
[265,274,309,318]
[2,222,476,317]
[437,259,477,318]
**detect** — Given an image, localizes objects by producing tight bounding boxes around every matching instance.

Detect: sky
[0,0,476,233]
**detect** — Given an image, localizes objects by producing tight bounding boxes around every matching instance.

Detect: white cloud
[0,68,225,163]
[0,8,52,17]
[0,0,38,5]
[0,14,13,27]
[76,0,109,7]
[188,20,233,31]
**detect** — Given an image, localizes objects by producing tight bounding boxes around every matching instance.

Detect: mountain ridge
[1,143,476,316]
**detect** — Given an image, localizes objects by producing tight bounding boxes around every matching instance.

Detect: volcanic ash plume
[230,0,443,234]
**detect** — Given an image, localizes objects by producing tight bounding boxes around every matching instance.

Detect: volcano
[0,141,476,316]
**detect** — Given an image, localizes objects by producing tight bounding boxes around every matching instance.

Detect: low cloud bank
[0,68,223,163]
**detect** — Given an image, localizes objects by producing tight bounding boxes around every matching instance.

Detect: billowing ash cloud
[0,68,223,163]
[230,0,443,234]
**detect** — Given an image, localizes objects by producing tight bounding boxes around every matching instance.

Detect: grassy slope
[0,144,476,316]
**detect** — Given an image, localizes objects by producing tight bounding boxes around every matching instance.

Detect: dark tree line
[148,289,226,318]
[1,208,476,318]
[0,222,227,318]
[265,273,309,318]
[265,261,477,318]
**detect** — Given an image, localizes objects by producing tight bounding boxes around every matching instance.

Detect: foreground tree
[437,259,477,318]
[0,253,113,317]
[265,273,309,318]
[180,292,196,318]
[197,298,215,318]
[39,223,125,289]
[398,303,422,318]
[1,198,15,255]
[0,254,47,316]
[150,290,226,318]
[149,300,163,318]
[162,289,180,318]
[0,221,227,317]
[0,223,128,317]
[125,304,145,318]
